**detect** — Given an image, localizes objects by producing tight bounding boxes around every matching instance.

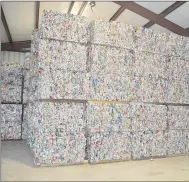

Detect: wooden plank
[113,1,189,37]
[144,1,187,28]
[109,6,125,21]
[1,6,12,43]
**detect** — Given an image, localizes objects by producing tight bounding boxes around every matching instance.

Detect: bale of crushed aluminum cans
[1,67,22,103]
[35,39,88,73]
[86,103,131,132]
[26,102,86,165]
[168,106,189,130]
[184,130,189,153]
[22,105,28,140]
[88,74,169,103]
[39,10,90,43]
[167,78,187,104]
[87,131,131,163]
[130,103,167,131]
[135,27,169,56]
[27,102,85,133]
[90,20,135,49]
[167,32,189,57]
[32,131,86,166]
[167,56,189,81]
[167,130,187,155]
[134,51,168,79]
[132,130,167,159]
[88,44,135,76]
[87,73,130,101]
[28,70,88,101]
[31,30,39,54]
[1,104,22,140]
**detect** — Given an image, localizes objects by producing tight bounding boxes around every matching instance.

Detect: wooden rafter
[113,2,189,37]
[2,40,31,51]
[35,1,40,29]
[78,2,88,16]
[109,6,125,21]
[68,1,75,14]
[1,6,12,43]
[144,1,186,28]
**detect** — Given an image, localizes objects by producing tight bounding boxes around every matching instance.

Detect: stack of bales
[26,10,90,166]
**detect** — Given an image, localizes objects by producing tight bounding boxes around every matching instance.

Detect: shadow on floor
[1,140,35,167]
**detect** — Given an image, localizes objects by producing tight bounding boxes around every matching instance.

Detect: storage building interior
[1,1,189,181]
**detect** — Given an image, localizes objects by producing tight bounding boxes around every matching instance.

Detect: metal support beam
[113,1,189,37]
[144,1,186,28]
[35,1,40,29]
[109,6,125,21]
[78,2,88,16]
[68,1,75,14]
[1,6,12,43]
[2,40,31,51]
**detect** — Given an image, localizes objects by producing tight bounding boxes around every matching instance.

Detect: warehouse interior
[1,1,189,181]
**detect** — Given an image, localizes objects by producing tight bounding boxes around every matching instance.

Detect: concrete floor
[1,141,189,181]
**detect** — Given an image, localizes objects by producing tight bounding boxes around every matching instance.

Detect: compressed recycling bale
[88,44,135,76]
[166,32,189,56]
[28,70,88,101]
[32,131,86,166]
[134,51,168,79]
[22,105,28,140]
[88,74,168,102]
[31,30,39,54]
[1,104,22,140]
[27,102,86,134]
[90,20,135,49]
[167,78,186,104]
[183,130,189,153]
[86,103,131,132]
[132,130,167,160]
[135,27,169,55]
[36,39,88,72]
[127,76,168,103]
[131,103,167,131]
[1,67,22,102]
[168,106,189,130]
[149,77,168,103]
[87,73,129,101]
[39,10,90,43]
[167,56,189,81]
[184,79,189,104]
[88,131,131,163]
[167,130,186,155]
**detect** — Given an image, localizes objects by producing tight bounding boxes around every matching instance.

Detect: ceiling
[1,1,189,49]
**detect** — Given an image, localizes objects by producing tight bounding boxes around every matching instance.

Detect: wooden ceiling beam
[109,6,125,21]
[113,1,189,37]
[68,1,75,14]
[144,1,186,28]
[78,2,88,16]
[35,1,40,29]
[1,6,13,43]
[2,40,31,51]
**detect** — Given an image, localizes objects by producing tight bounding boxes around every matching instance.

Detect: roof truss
[144,1,187,28]
[114,1,189,37]
[1,5,12,43]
